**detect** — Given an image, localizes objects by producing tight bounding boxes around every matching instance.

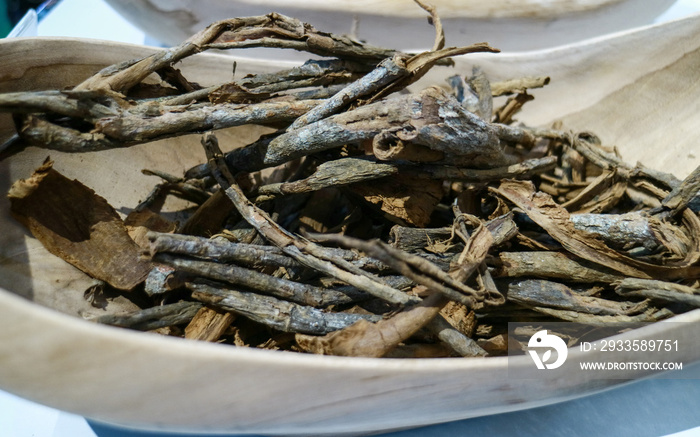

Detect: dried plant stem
[255,156,557,201]
[494,251,623,283]
[531,306,674,326]
[309,233,481,307]
[95,301,203,331]
[155,253,366,307]
[202,132,416,305]
[615,278,700,307]
[508,279,644,316]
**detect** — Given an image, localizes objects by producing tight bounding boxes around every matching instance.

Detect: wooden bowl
[1,14,699,435]
[102,0,675,53]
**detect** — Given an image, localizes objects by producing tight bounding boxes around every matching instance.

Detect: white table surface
[2,0,700,436]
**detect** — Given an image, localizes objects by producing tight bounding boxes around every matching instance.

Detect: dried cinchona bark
[3,5,698,359]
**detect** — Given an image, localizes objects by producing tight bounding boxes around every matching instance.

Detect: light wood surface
[102,0,675,51]
[0,13,699,434]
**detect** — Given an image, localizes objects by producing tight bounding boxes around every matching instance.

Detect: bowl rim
[2,284,700,371]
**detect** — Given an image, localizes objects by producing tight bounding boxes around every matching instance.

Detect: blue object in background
[1,0,60,36]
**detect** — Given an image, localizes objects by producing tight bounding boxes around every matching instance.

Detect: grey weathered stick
[615,278,700,307]
[155,253,367,307]
[426,316,487,357]
[148,231,389,272]
[508,279,644,316]
[408,156,557,181]
[494,251,623,283]
[94,301,203,331]
[467,66,493,120]
[216,86,507,174]
[160,59,364,106]
[189,282,379,335]
[149,232,299,269]
[16,98,321,152]
[201,13,397,64]
[0,90,118,120]
[530,306,674,326]
[255,157,399,200]
[288,55,409,130]
[96,99,321,143]
[255,155,557,201]
[570,134,681,190]
[75,13,394,94]
[237,59,371,92]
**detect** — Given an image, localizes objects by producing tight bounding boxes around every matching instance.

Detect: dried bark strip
[149,232,299,269]
[427,316,487,357]
[203,13,398,64]
[560,170,620,213]
[570,133,681,190]
[14,98,321,152]
[288,55,409,130]
[262,155,555,201]
[8,160,151,290]
[297,215,500,357]
[255,157,399,199]
[508,279,643,316]
[179,190,235,237]
[75,13,395,95]
[531,306,674,326]
[189,282,379,335]
[155,253,366,307]
[0,90,118,119]
[389,225,455,253]
[569,212,690,258]
[148,231,389,272]
[615,278,700,308]
[494,251,623,283]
